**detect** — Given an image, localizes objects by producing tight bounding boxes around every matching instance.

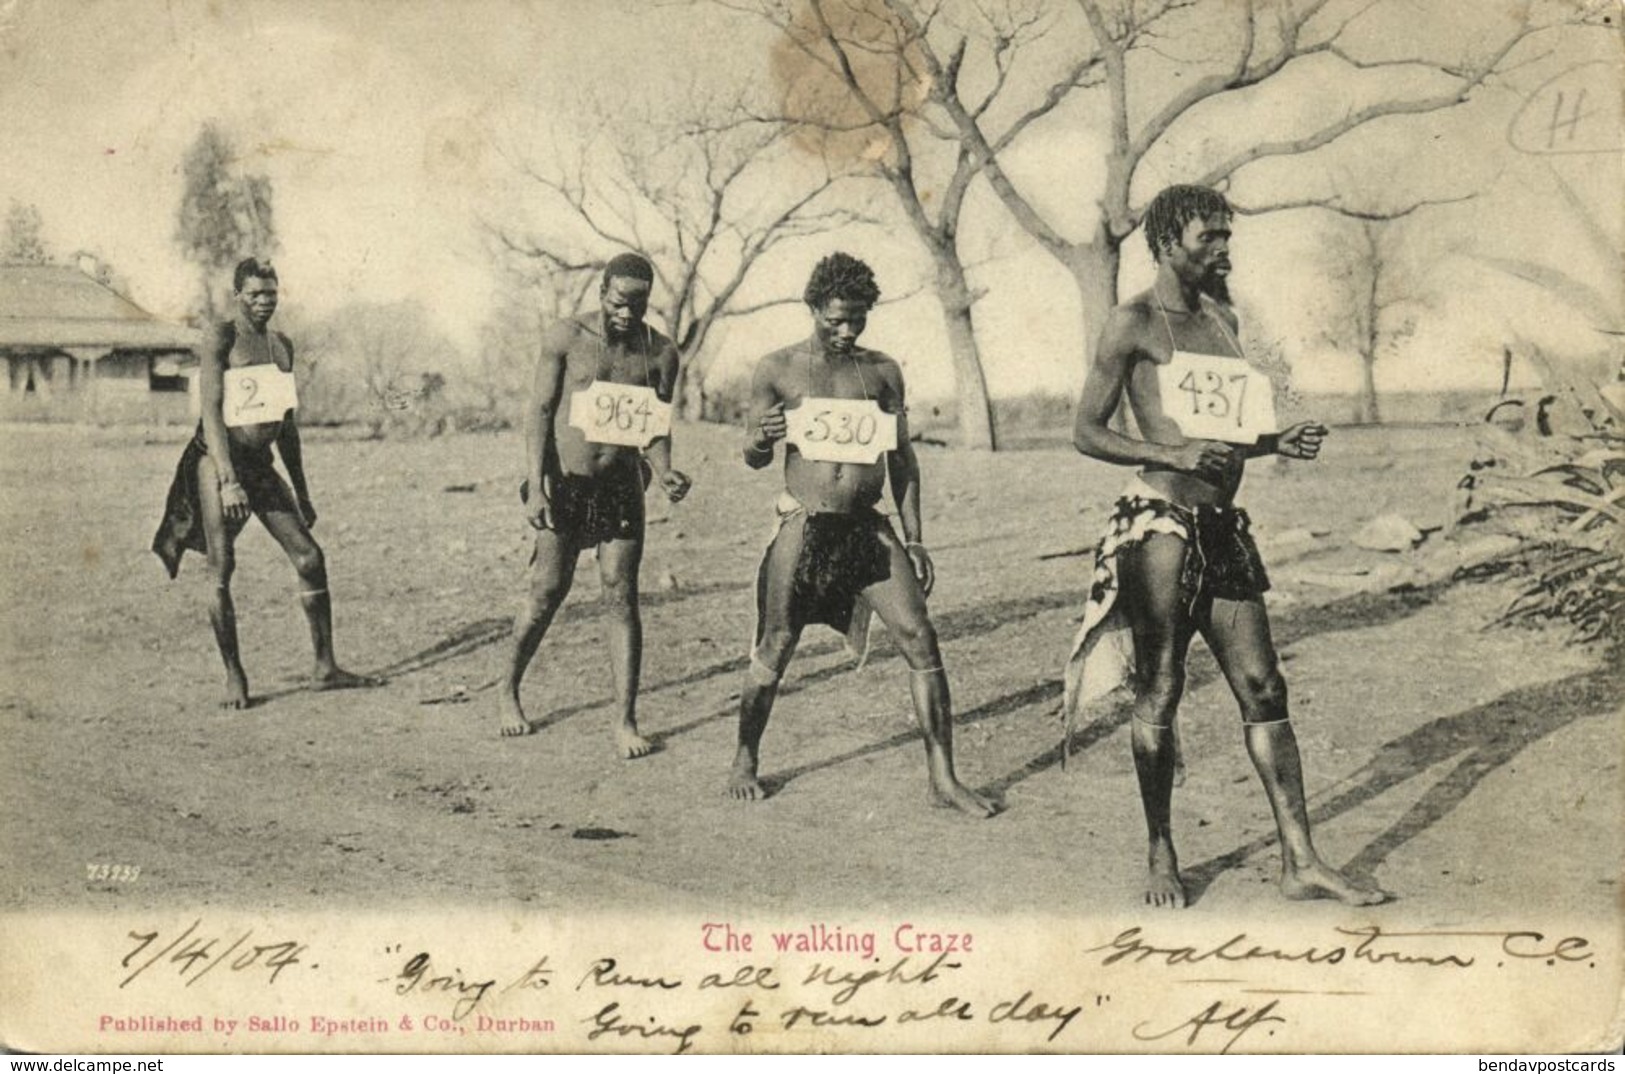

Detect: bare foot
[618,726,655,759]
[1281,860,1391,906]
[726,753,766,801]
[311,667,384,692]
[497,695,534,738]
[1145,841,1187,908]
[929,777,998,818]
[221,667,251,711]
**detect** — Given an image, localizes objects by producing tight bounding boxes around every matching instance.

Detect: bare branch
[1229,190,1478,221]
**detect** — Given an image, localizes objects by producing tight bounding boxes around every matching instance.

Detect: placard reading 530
[1156,350,1276,445]
[223,365,299,428]
[786,397,898,465]
[569,381,673,448]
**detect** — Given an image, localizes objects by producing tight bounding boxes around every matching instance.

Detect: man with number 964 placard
[496,252,691,758]
[1065,184,1388,909]
[729,252,993,817]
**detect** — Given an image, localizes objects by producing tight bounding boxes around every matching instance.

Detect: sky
[2,0,1619,405]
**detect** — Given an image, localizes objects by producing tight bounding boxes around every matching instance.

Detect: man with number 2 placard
[1065,185,1389,908]
[729,252,993,817]
[496,253,691,757]
[152,258,380,709]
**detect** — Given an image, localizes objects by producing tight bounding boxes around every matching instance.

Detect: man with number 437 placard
[496,252,691,757]
[729,252,994,818]
[152,257,380,710]
[1065,184,1389,910]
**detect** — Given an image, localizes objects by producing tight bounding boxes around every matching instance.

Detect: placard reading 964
[223,366,299,428]
[568,381,672,448]
[1155,351,1276,445]
[786,397,898,465]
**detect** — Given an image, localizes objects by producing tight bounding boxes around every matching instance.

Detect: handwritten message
[26,916,1610,1053]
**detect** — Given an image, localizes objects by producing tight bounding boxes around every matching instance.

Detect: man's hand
[525,488,554,531]
[1169,439,1238,481]
[753,401,787,448]
[298,496,318,528]
[1276,421,1327,461]
[657,468,692,504]
[905,542,935,597]
[220,480,251,523]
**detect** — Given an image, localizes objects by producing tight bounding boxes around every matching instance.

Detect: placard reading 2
[223,366,298,428]
[786,397,898,465]
[1156,351,1276,445]
[569,381,672,447]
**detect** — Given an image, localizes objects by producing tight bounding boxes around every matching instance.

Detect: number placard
[223,366,298,428]
[1156,351,1276,445]
[568,381,672,447]
[785,397,898,465]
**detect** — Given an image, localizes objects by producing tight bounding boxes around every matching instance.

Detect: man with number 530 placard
[729,252,993,817]
[1065,184,1388,909]
[152,258,380,710]
[496,253,691,757]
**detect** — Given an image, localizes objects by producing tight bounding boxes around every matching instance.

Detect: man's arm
[645,334,691,502]
[743,355,785,469]
[1073,307,1234,479]
[525,324,570,529]
[273,336,315,522]
[880,359,933,594]
[196,323,249,521]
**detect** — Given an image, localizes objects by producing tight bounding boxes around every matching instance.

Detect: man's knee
[599,574,638,615]
[289,542,325,579]
[1137,664,1185,717]
[751,627,797,683]
[1236,666,1288,718]
[887,612,940,667]
[208,551,236,585]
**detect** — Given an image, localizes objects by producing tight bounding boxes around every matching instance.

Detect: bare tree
[874,0,1585,368]
[1314,214,1434,424]
[487,87,867,418]
[716,0,1103,449]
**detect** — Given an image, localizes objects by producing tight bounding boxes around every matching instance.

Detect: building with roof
[0,262,200,422]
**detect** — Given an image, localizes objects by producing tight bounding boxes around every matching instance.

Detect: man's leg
[861,534,996,819]
[1117,534,1199,907]
[728,517,804,800]
[196,458,249,710]
[259,505,380,691]
[1202,597,1390,905]
[497,528,579,736]
[597,533,653,759]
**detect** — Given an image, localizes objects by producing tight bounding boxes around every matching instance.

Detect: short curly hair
[1142,185,1231,262]
[803,252,880,310]
[233,257,277,291]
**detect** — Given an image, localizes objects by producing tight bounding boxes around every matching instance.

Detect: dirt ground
[1,419,1620,924]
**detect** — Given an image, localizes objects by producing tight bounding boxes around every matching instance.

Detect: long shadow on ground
[1180,652,1622,904]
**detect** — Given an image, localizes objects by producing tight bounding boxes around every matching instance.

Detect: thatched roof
[0,265,198,351]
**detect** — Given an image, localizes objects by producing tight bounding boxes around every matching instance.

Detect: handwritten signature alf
[1135,998,1288,1054]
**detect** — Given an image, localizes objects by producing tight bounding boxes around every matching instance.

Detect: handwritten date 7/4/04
[122,920,309,989]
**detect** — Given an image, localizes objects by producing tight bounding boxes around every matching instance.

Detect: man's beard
[1198,272,1231,305]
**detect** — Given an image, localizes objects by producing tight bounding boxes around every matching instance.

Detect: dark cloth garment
[151,425,299,579]
[1099,494,1270,605]
[759,505,894,637]
[520,465,647,550]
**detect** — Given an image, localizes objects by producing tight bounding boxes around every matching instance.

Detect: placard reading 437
[569,381,672,448]
[223,366,299,428]
[1156,351,1275,446]
[786,397,898,465]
